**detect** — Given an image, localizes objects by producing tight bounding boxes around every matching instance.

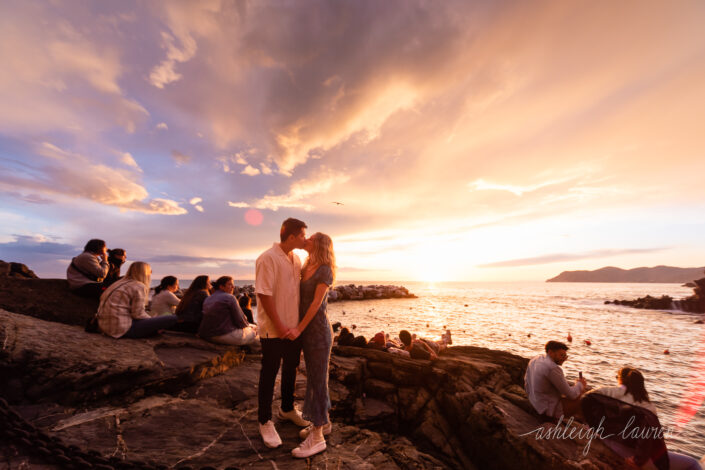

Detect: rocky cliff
[0,263,629,469]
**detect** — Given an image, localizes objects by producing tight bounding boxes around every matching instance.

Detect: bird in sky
[331,201,344,206]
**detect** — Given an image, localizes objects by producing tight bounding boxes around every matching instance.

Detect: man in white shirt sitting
[524,340,587,421]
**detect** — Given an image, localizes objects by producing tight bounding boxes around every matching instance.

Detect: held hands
[283,327,301,340]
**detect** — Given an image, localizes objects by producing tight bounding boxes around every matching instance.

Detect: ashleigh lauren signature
[519,416,677,456]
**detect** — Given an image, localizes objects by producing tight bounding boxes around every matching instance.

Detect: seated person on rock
[67,239,110,299]
[173,275,211,334]
[335,326,355,346]
[104,248,126,287]
[584,367,702,470]
[198,276,259,347]
[524,340,587,421]
[151,275,180,316]
[97,262,177,339]
[238,293,255,324]
[399,330,441,360]
[367,331,387,350]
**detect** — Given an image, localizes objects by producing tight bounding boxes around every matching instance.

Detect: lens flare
[674,329,705,429]
[244,209,263,226]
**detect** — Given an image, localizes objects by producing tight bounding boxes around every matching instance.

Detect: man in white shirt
[255,218,310,448]
[524,341,587,420]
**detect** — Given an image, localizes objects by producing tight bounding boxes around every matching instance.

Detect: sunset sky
[1,0,704,282]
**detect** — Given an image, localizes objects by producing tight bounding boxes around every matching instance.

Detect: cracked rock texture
[0,270,629,469]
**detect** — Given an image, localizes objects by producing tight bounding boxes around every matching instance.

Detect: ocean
[183,280,705,458]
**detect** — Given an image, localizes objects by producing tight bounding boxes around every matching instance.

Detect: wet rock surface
[0,307,630,469]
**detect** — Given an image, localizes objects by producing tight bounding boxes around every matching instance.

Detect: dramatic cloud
[149,31,197,89]
[1,1,704,280]
[0,3,148,134]
[0,142,186,215]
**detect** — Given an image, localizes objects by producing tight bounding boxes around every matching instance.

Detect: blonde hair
[99,261,152,303]
[125,261,152,292]
[303,232,336,284]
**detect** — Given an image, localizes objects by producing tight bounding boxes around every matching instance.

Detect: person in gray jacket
[67,239,110,299]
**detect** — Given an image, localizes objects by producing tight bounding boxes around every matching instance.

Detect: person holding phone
[524,340,588,421]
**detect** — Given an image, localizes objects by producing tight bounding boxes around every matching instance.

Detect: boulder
[0,276,98,326]
[608,276,705,314]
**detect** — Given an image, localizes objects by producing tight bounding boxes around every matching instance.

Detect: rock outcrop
[0,260,39,279]
[0,275,98,326]
[605,276,705,314]
[234,283,417,304]
[675,277,705,313]
[605,295,674,310]
[0,307,629,469]
[327,284,417,302]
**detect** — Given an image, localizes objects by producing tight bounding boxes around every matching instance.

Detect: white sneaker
[278,406,310,427]
[259,420,282,448]
[299,422,332,439]
[291,434,326,458]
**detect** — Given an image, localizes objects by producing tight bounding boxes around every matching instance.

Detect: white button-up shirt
[255,243,301,338]
[524,354,584,417]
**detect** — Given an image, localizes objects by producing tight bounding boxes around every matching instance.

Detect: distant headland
[546,265,705,283]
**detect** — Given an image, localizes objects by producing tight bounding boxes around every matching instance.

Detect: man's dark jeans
[258,337,302,424]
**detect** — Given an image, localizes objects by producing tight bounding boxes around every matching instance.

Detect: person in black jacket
[104,248,126,286]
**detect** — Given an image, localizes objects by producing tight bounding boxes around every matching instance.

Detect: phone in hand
[579,371,583,379]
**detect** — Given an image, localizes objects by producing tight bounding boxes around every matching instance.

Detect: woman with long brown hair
[589,367,702,469]
[286,232,336,458]
[173,275,211,333]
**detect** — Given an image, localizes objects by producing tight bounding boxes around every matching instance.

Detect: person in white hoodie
[150,276,180,316]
